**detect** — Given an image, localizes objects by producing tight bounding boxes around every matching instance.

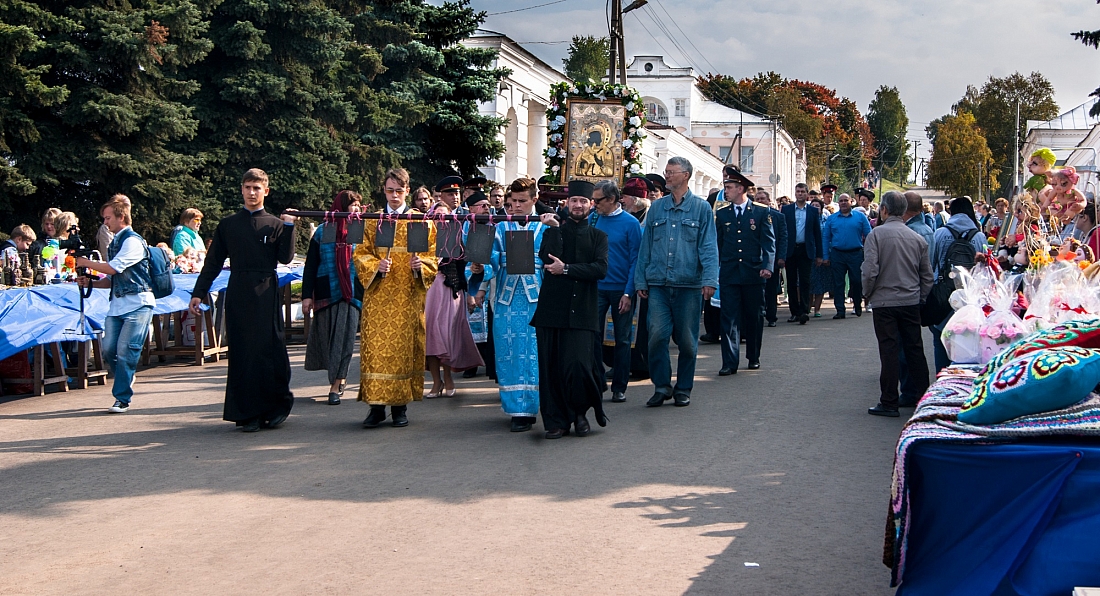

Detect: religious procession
[6,0,1100,593]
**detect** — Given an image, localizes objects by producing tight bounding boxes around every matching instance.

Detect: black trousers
[703,301,722,339]
[720,282,765,369]
[537,327,607,431]
[630,296,650,377]
[872,305,929,408]
[764,269,781,323]
[477,303,496,381]
[785,244,812,318]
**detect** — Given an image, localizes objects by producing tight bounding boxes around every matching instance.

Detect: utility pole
[912,140,920,185]
[1013,99,1021,196]
[609,0,647,85]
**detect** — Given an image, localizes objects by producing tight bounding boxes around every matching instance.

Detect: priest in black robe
[531,180,609,439]
[190,168,297,432]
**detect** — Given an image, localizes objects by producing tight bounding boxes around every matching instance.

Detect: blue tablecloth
[900,441,1100,595]
[0,267,302,361]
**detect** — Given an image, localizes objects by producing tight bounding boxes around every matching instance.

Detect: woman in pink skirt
[424,177,484,396]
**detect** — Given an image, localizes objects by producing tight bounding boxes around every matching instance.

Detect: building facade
[1021,98,1100,198]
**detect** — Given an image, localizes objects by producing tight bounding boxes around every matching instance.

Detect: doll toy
[1024,148,1057,196]
[1044,166,1087,224]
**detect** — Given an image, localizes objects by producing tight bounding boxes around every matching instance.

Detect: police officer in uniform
[716,169,776,375]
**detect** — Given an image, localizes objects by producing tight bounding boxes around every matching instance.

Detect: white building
[462,32,726,195]
[1021,98,1100,198]
[625,55,806,200]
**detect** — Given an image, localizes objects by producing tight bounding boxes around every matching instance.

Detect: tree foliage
[0,0,507,240]
[1072,1,1100,117]
[563,35,608,83]
[926,112,999,199]
[696,72,875,191]
[866,86,911,183]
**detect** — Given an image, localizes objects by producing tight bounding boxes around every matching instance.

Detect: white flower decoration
[555,115,566,124]
[625,102,634,110]
[550,133,562,142]
[629,116,641,127]
[630,164,642,173]
[622,160,629,167]
[623,139,633,148]
[547,147,557,157]
[548,121,559,131]
[551,165,560,172]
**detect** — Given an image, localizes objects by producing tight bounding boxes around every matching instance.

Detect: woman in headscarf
[302,190,363,405]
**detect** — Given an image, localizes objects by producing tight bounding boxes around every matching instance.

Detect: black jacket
[716,202,776,286]
[781,202,823,259]
[529,216,608,332]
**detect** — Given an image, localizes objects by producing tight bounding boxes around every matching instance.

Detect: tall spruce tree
[1,0,212,240]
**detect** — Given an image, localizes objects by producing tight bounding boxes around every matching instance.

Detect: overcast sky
[467,0,1100,160]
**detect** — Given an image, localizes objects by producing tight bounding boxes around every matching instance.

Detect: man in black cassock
[531,180,609,439]
[190,168,297,432]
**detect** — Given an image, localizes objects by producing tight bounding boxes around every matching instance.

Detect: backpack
[939,228,979,281]
[145,242,175,299]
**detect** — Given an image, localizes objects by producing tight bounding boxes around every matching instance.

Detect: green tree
[1,0,213,240]
[563,35,608,83]
[866,86,911,184]
[927,112,999,199]
[1072,4,1100,116]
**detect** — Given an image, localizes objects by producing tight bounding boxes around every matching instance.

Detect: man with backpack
[75,196,165,413]
[927,197,987,372]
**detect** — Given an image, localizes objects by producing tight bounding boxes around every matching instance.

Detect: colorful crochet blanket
[884,365,1100,587]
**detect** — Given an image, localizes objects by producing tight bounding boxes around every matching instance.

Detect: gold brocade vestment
[353,212,437,405]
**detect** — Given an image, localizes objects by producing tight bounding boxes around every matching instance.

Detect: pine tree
[866,86,911,184]
[563,35,608,83]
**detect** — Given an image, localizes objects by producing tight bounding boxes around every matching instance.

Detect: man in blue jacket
[716,170,775,374]
[781,183,822,324]
[635,157,719,408]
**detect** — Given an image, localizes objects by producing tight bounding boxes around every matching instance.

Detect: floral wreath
[544,81,647,183]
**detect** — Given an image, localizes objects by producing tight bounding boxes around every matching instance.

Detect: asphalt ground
[0,301,928,595]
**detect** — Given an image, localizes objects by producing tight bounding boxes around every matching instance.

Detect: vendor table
[887,367,1100,595]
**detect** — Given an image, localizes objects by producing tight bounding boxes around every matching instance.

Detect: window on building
[740,146,755,173]
[674,98,686,117]
[719,146,732,163]
[700,146,711,155]
[645,99,668,125]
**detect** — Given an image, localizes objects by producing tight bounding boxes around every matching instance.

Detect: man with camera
[75,196,155,413]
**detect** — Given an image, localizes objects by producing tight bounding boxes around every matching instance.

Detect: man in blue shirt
[635,156,719,408]
[822,193,871,319]
[591,179,642,403]
[75,196,155,414]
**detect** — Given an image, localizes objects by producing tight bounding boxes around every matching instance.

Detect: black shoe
[868,404,900,417]
[510,416,533,432]
[363,406,387,428]
[646,393,668,407]
[799,314,809,325]
[391,406,409,427]
[264,412,289,429]
[574,415,590,437]
[241,418,261,433]
[610,391,626,403]
[462,368,479,378]
[673,393,690,407]
[328,392,341,405]
[833,313,846,319]
[747,361,760,370]
[544,428,569,439]
[767,321,777,327]
[719,367,736,376]
[854,307,862,317]
[699,334,720,344]
[787,316,798,323]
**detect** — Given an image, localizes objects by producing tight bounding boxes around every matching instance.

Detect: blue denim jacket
[634,190,719,290]
[107,227,153,299]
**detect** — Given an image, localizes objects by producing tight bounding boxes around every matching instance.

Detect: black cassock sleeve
[301,232,321,300]
[564,229,607,281]
[193,221,228,298]
[277,222,295,264]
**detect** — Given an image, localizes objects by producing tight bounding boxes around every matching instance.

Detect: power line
[486,0,571,16]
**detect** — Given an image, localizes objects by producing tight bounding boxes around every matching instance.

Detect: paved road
[0,302,927,594]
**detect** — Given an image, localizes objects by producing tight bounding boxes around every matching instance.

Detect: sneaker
[108,400,129,413]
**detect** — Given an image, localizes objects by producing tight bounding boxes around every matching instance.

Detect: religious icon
[563,100,626,185]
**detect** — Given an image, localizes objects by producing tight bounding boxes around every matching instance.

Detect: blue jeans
[646,286,702,396]
[597,289,634,393]
[102,306,153,403]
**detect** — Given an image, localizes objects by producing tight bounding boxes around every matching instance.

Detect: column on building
[526,99,547,180]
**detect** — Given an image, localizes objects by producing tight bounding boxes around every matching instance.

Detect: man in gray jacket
[861,191,933,417]
[635,157,720,408]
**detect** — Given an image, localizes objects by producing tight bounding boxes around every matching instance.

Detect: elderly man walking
[862,191,933,417]
[635,157,719,408]
[822,193,871,319]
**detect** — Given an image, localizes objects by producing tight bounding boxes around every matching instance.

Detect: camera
[57,225,96,258]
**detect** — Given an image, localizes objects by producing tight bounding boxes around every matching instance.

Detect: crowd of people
[15,156,1030,436]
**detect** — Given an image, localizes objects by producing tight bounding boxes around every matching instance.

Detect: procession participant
[488,184,506,215]
[635,156,719,408]
[190,168,297,432]
[463,176,487,201]
[75,197,155,414]
[533,180,610,438]
[822,193,871,319]
[412,186,432,212]
[302,190,363,406]
[781,183,823,324]
[425,177,483,396]
[463,190,496,380]
[486,177,548,432]
[354,168,438,428]
[645,173,667,199]
[820,184,839,215]
[755,190,787,329]
[590,179,641,403]
[436,176,468,215]
[855,189,877,223]
[715,169,775,375]
[622,177,652,379]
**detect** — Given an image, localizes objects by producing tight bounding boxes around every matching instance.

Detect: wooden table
[143,292,227,366]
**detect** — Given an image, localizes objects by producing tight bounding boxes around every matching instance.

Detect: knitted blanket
[884,365,1100,587]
